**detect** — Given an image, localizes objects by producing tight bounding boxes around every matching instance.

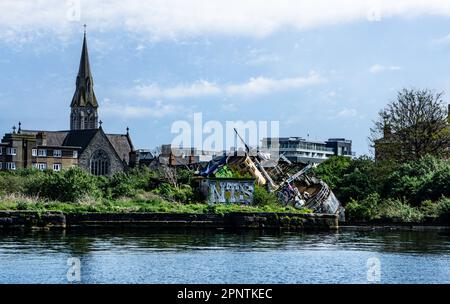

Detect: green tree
[313,156,351,189]
[371,88,449,162]
[383,155,450,205]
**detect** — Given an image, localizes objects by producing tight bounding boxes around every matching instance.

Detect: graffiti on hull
[200,178,255,204]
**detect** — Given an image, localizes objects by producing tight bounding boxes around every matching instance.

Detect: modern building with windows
[261,137,354,165]
[0,31,135,175]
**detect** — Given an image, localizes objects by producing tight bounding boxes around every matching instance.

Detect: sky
[1,0,450,156]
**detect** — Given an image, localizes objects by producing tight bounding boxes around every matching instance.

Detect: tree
[313,156,351,189]
[371,88,449,162]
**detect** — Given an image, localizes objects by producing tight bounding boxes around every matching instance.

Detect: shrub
[377,199,423,223]
[383,155,449,204]
[419,167,450,202]
[0,172,26,194]
[176,168,194,185]
[127,167,158,191]
[253,185,278,206]
[107,172,137,199]
[25,167,98,202]
[314,156,352,189]
[345,193,380,221]
[16,201,29,211]
[436,197,450,222]
[172,184,194,204]
[152,183,195,204]
[419,200,440,217]
[338,168,377,203]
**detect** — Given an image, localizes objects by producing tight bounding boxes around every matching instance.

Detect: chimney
[36,132,47,146]
[383,122,391,138]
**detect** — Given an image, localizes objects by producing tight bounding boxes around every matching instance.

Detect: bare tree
[370,88,449,162]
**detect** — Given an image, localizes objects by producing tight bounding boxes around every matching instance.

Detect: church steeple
[70,26,99,130]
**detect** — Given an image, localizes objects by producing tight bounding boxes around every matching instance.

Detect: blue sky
[1,1,450,155]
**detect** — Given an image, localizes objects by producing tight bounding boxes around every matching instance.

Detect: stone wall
[0,211,66,229]
[0,211,339,231]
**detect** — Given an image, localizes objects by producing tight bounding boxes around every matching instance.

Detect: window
[53,164,61,172]
[32,149,37,156]
[53,150,62,158]
[90,149,110,176]
[73,150,78,158]
[0,147,2,155]
[6,162,16,170]
[37,163,47,171]
[38,149,47,157]
[6,148,17,155]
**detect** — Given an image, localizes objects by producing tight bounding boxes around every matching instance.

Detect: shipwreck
[196,129,345,221]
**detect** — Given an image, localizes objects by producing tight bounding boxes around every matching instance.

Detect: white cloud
[246,49,281,65]
[133,72,324,100]
[336,108,358,118]
[2,0,450,43]
[220,103,239,112]
[225,72,324,96]
[369,64,401,74]
[102,100,178,118]
[135,81,220,99]
[433,34,450,44]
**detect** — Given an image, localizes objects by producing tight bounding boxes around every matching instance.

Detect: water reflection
[1,228,450,283]
[1,228,450,255]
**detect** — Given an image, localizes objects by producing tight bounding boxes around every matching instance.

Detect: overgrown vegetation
[0,166,309,215]
[315,155,450,223]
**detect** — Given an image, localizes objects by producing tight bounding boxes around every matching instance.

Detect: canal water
[1,229,450,284]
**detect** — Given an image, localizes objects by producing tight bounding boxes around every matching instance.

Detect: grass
[0,192,312,215]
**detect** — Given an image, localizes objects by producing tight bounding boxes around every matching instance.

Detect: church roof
[70,32,98,108]
[107,134,135,164]
[62,129,99,153]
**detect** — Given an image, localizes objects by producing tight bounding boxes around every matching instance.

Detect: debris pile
[143,129,345,219]
[196,129,345,219]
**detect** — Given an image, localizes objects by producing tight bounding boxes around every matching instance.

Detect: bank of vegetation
[314,154,450,223]
[316,88,450,224]
[0,167,309,215]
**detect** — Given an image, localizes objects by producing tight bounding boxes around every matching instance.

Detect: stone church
[0,32,136,175]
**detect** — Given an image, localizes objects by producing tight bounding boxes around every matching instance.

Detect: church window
[90,149,110,176]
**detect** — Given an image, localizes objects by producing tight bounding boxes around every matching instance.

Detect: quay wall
[0,211,339,231]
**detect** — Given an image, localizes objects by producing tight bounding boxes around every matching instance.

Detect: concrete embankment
[0,211,339,231]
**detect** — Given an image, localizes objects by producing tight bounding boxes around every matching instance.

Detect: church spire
[70,26,98,108]
[70,26,99,130]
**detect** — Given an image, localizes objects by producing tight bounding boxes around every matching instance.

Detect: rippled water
[1,228,450,283]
